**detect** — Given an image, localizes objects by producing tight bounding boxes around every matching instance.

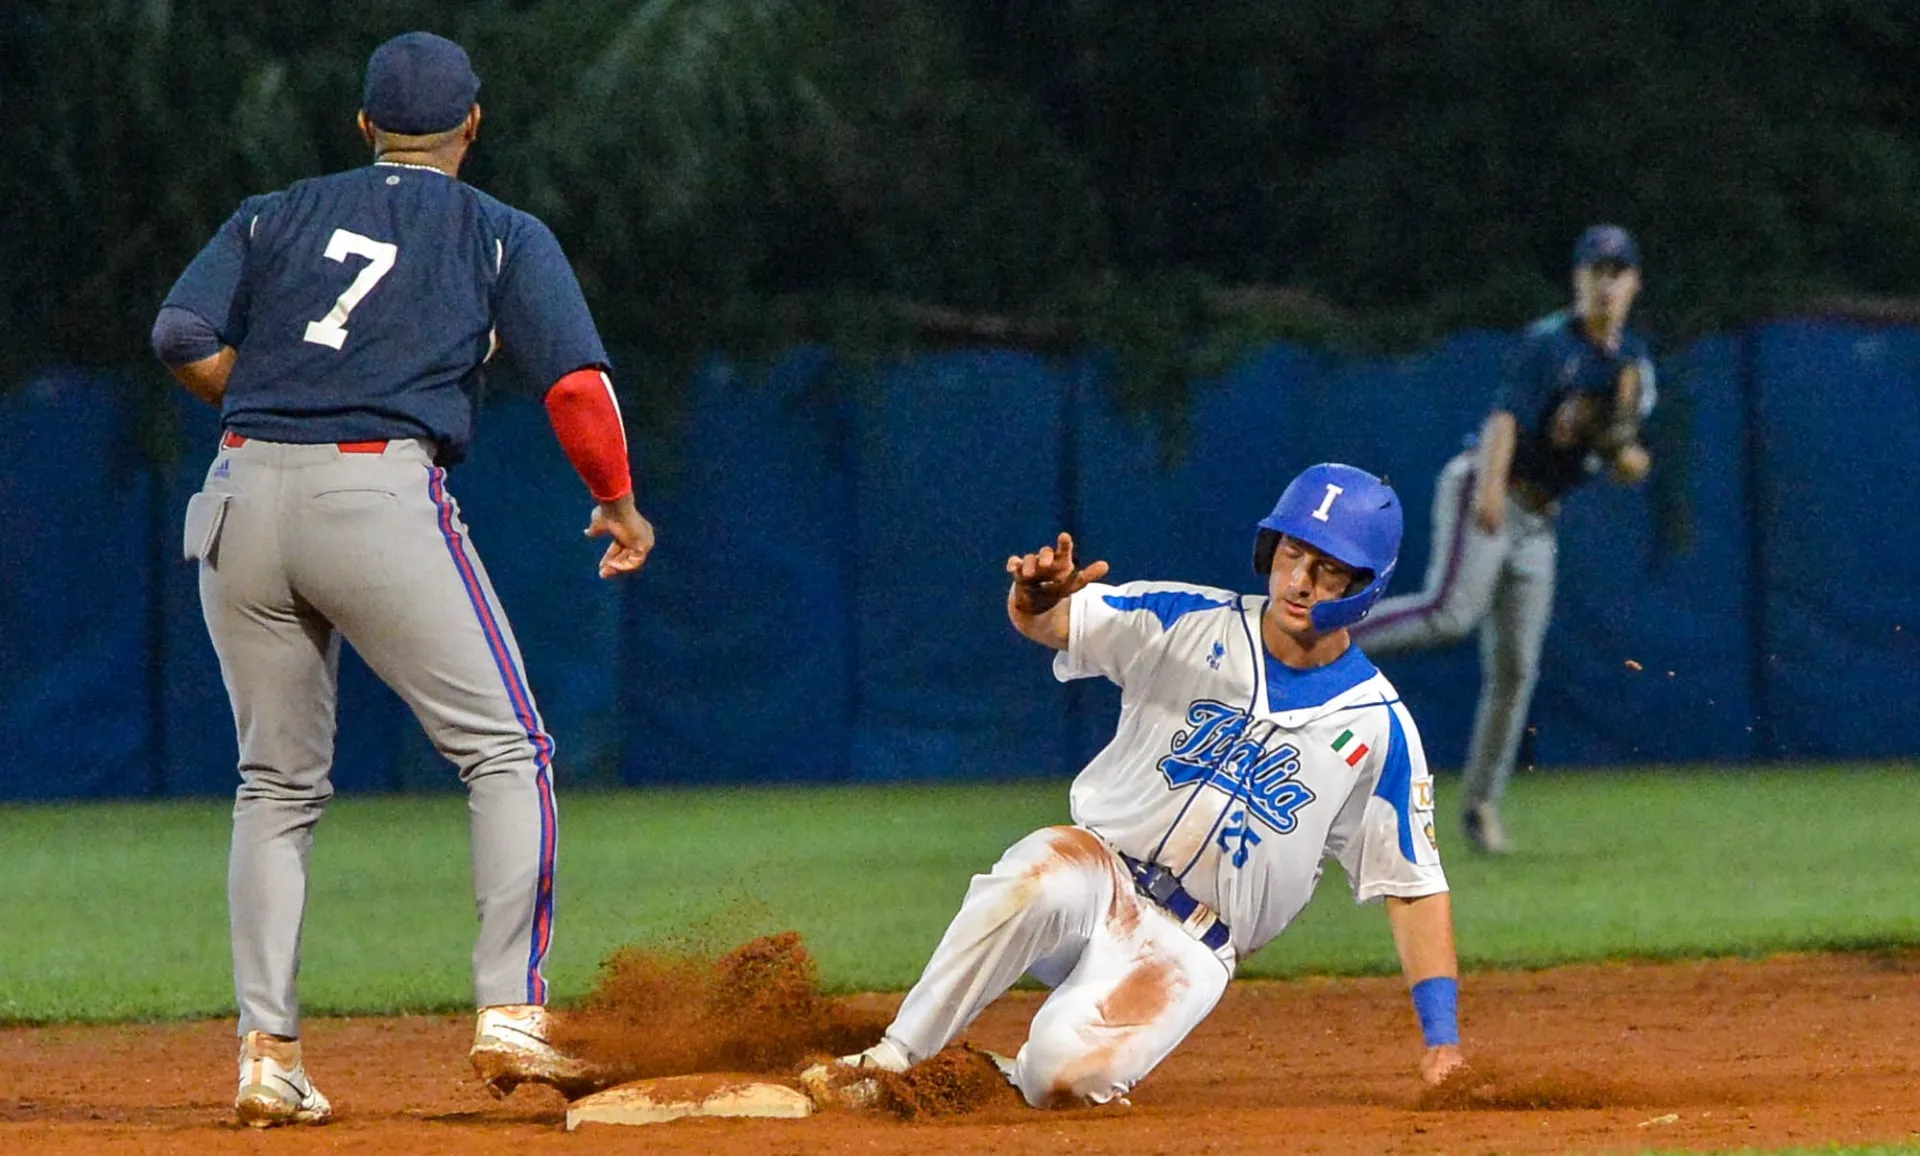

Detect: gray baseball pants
[1350,450,1557,808]
[186,436,557,1039]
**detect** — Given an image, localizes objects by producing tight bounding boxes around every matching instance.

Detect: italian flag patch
[1332,729,1370,766]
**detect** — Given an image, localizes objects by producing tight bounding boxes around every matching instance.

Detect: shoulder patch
[1101,590,1232,631]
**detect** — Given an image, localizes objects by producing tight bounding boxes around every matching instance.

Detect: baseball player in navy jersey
[803,464,1467,1109]
[1351,225,1655,855]
[150,32,651,1127]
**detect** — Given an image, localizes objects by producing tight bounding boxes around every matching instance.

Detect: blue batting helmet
[1251,463,1403,632]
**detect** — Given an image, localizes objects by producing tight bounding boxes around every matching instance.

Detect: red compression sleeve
[544,368,633,502]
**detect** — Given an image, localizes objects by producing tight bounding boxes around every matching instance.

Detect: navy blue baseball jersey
[162,163,608,464]
[1495,309,1656,500]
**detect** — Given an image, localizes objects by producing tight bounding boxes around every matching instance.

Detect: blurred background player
[805,465,1466,1108]
[1350,225,1656,855]
[151,31,653,1126]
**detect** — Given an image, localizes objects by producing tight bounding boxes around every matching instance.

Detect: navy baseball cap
[1572,224,1641,269]
[362,32,481,134]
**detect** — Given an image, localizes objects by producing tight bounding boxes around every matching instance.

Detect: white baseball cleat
[980,1048,1016,1083]
[469,1004,600,1100]
[798,1036,912,1109]
[234,1031,332,1128]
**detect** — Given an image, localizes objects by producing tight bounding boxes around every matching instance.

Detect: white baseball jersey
[1055,580,1448,958]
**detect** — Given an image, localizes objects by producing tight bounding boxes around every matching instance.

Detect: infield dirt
[3,946,1917,1155]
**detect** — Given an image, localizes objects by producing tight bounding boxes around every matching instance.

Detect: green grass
[1263,764,1920,977]
[0,764,1914,1024]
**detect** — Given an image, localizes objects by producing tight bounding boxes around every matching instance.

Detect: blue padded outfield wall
[2,321,1915,799]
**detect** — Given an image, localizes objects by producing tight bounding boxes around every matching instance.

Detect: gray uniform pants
[1350,450,1557,808]
[187,437,557,1038]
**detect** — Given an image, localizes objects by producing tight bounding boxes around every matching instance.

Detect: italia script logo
[1157,700,1316,835]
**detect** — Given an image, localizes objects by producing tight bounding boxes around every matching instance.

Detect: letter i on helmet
[1251,463,1404,632]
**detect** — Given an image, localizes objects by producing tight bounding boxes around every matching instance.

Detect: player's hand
[1419,1044,1468,1087]
[1472,491,1505,535]
[1006,532,1109,617]
[1610,442,1651,485]
[586,493,655,578]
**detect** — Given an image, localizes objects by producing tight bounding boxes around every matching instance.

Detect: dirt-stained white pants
[881,826,1234,1107]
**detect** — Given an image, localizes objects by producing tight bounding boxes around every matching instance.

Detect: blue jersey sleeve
[492,212,611,389]
[161,194,276,343]
[1492,327,1560,424]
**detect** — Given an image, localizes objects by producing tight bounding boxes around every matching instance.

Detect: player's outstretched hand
[1006,532,1109,617]
[586,494,655,578]
[1419,1044,1468,1087]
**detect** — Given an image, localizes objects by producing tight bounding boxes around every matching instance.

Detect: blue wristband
[1410,976,1460,1047]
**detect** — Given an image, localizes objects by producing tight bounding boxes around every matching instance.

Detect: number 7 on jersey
[302,228,397,350]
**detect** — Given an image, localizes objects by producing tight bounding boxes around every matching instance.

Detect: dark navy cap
[362,32,480,134]
[1572,224,1641,269]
